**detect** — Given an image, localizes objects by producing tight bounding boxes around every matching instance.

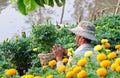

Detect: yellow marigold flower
[46,75,54,78]
[116,66,120,72]
[111,63,119,71]
[34,76,42,78]
[73,66,82,73]
[96,68,107,77]
[94,45,102,51]
[48,60,56,67]
[84,51,93,57]
[33,48,37,52]
[57,65,66,73]
[42,66,47,70]
[96,53,106,61]
[115,58,120,65]
[77,70,87,78]
[62,58,68,63]
[67,48,74,52]
[108,52,116,59]
[115,44,120,50]
[66,71,74,78]
[67,48,74,56]
[77,58,87,66]
[22,74,34,78]
[5,68,17,76]
[100,60,111,68]
[101,39,108,44]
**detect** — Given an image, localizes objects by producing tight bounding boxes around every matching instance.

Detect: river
[0,0,118,42]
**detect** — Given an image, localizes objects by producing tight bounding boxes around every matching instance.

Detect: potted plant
[30,21,58,65]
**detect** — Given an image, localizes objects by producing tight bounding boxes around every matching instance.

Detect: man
[52,21,98,67]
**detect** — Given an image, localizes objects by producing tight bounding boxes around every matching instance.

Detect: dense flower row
[4,39,120,78]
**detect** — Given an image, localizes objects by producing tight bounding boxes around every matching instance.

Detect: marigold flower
[96,68,107,77]
[94,45,102,51]
[22,74,34,78]
[57,65,66,73]
[77,58,87,66]
[111,63,119,71]
[115,58,120,65]
[84,51,93,57]
[67,48,74,56]
[77,70,87,78]
[48,60,56,67]
[73,66,82,73]
[42,66,47,70]
[115,44,120,50]
[33,48,37,52]
[62,58,68,63]
[116,66,120,72]
[101,39,108,44]
[34,76,42,78]
[104,43,111,48]
[66,71,74,78]
[100,60,111,68]
[46,75,54,78]
[96,53,106,61]
[5,68,17,76]
[108,52,116,59]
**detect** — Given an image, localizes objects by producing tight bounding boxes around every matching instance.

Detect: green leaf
[49,0,54,7]
[17,0,28,15]
[61,0,65,4]
[55,0,63,7]
[44,0,49,5]
[10,0,15,3]
[23,0,37,11]
[35,0,45,7]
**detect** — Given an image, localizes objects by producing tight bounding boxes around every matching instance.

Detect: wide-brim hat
[69,21,97,41]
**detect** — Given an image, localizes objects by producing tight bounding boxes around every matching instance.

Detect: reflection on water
[0,0,118,42]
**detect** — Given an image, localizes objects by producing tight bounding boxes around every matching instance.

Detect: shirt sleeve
[57,61,63,67]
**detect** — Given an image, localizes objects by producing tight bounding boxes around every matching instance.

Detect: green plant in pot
[31,21,58,65]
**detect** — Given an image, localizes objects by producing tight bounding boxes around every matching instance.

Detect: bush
[31,21,58,53]
[93,14,120,50]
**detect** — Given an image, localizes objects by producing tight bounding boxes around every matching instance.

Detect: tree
[11,0,66,15]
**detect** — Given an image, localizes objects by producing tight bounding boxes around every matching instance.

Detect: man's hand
[52,44,67,61]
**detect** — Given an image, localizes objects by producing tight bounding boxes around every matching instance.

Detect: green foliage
[55,24,77,50]
[31,21,58,53]
[0,32,40,75]
[93,14,120,50]
[12,0,66,15]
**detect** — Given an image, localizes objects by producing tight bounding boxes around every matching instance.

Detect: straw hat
[69,21,97,41]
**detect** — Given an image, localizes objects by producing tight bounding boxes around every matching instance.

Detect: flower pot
[38,53,55,65]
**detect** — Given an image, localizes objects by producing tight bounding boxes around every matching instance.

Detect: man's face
[75,35,82,47]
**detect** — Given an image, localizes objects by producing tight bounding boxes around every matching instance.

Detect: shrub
[93,14,120,50]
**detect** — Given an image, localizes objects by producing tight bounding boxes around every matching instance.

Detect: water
[0,0,118,42]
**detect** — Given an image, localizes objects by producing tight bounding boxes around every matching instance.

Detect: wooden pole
[115,0,120,14]
[60,4,65,24]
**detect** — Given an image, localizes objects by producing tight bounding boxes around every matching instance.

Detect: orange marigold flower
[58,65,66,73]
[116,66,120,72]
[77,58,87,66]
[77,70,87,78]
[96,68,107,77]
[46,75,54,78]
[22,74,34,78]
[115,44,120,50]
[73,66,82,73]
[5,68,17,76]
[66,71,74,78]
[115,58,120,65]
[108,52,116,59]
[111,63,119,71]
[100,60,111,68]
[48,60,57,67]
[62,58,68,63]
[104,43,111,48]
[96,53,106,61]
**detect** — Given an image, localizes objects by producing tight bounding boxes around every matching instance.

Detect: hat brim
[69,27,98,41]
